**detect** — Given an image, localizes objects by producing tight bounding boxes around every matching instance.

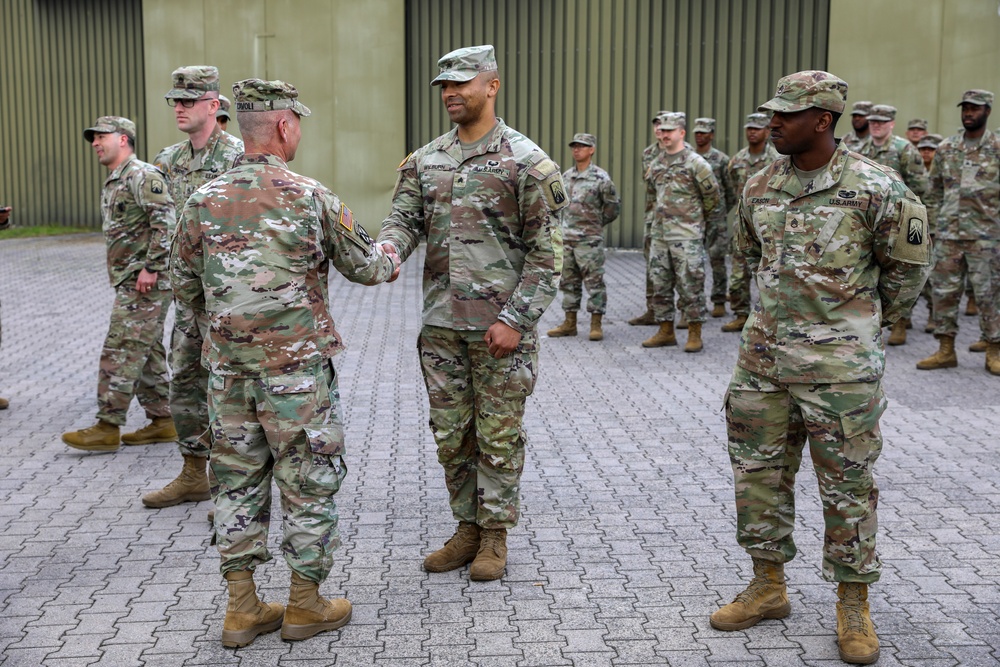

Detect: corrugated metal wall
[0,0,145,229]
[405,0,830,248]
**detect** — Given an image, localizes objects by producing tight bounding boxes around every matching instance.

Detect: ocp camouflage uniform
[860,135,928,197]
[640,141,662,309]
[171,151,395,582]
[645,147,720,324]
[379,118,565,529]
[699,146,731,306]
[729,144,930,582]
[559,163,620,314]
[155,125,244,459]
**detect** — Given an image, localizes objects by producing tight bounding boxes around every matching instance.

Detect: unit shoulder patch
[890,198,930,265]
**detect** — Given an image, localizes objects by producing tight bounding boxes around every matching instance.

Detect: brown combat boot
[916,335,958,370]
[966,294,978,316]
[142,455,211,508]
[986,342,1000,376]
[220,571,284,647]
[684,322,703,353]
[886,319,908,346]
[62,421,120,452]
[470,528,508,581]
[710,558,790,631]
[281,572,352,641]
[547,311,577,337]
[121,416,178,445]
[642,322,677,348]
[423,522,481,572]
[836,582,879,664]
[711,303,727,318]
[589,313,603,341]
[628,308,656,326]
[721,315,748,333]
[969,338,987,352]
[0,397,8,410]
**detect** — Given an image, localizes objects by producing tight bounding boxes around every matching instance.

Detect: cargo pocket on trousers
[839,395,884,481]
[499,339,538,399]
[299,425,348,498]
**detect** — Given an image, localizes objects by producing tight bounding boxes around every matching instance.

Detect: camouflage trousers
[96,281,171,426]
[649,238,707,324]
[728,250,752,318]
[705,213,728,305]
[418,325,538,529]
[930,239,1000,342]
[170,300,210,458]
[725,365,886,583]
[560,237,608,314]
[642,220,653,309]
[209,362,347,583]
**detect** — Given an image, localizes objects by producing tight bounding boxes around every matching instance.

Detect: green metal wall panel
[405,0,829,248]
[0,0,144,229]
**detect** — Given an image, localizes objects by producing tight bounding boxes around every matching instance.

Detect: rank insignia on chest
[907,217,924,245]
[549,180,567,205]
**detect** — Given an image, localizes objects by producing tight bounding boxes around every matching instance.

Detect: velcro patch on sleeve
[890,198,931,264]
[337,203,374,250]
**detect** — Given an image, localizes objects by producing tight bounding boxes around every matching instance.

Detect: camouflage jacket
[725,143,781,213]
[560,163,620,242]
[697,146,730,222]
[734,145,931,384]
[645,147,721,241]
[642,142,661,224]
[841,130,868,153]
[924,128,1000,241]
[171,153,396,377]
[378,119,566,333]
[101,154,174,287]
[860,134,928,197]
[153,125,244,228]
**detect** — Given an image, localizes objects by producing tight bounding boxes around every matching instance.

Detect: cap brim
[744,123,768,129]
[658,124,681,131]
[868,115,892,122]
[215,110,230,119]
[292,101,312,118]
[83,125,115,142]
[568,142,594,147]
[851,111,869,116]
[165,88,206,100]
[958,100,989,106]
[758,98,811,113]
[430,70,478,86]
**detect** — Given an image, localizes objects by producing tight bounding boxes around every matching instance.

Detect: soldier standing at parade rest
[629,111,670,326]
[378,45,565,581]
[841,100,872,151]
[0,205,10,410]
[143,66,244,511]
[547,132,621,341]
[709,71,930,665]
[917,89,1000,375]
[171,78,399,647]
[693,117,731,319]
[721,113,780,334]
[640,112,720,353]
[63,118,175,452]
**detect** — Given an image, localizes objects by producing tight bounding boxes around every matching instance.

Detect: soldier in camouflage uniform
[547,132,620,341]
[63,117,175,453]
[906,118,929,146]
[172,79,399,647]
[722,113,780,334]
[216,93,232,131]
[694,118,731,318]
[378,45,564,582]
[709,72,930,666]
[629,111,670,326]
[841,100,872,151]
[0,205,9,410]
[641,112,720,353]
[913,134,945,334]
[142,66,245,510]
[917,89,1000,375]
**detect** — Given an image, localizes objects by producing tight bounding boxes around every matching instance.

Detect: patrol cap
[431,45,498,86]
[233,79,312,117]
[958,89,994,107]
[758,70,848,114]
[651,109,670,123]
[744,112,770,129]
[656,111,686,130]
[216,94,232,120]
[917,133,943,150]
[83,116,136,142]
[868,104,897,122]
[907,118,928,130]
[851,100,873,116]
[164,66,221,100]
[693,117,716,133]
[568,133,596,147]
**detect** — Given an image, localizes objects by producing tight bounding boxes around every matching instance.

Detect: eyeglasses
[166,98,211,109]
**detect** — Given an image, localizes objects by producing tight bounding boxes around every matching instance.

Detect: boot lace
[447,523,478,546]
[733,576,772,605]
[479,529,504,555]
[839,585,871,636]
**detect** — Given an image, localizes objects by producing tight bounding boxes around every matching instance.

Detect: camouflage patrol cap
[868,104,897,122]
[656,111,686,130]
[233,79,312,117]
[917,133,943,150]
[744,112,770,129]
[907,118,928,130]
[165,66,221,100]
[83,116,136,142]
[958,89,994,107]
[693,118,716,133]
[216,94,232,119]
[651,109,670,124]
[758,70,848,114]
[431,45,498,86]
[850,100,873,116]
[568,133,596,147]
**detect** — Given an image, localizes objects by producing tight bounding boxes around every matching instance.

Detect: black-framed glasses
[167,98,211,109]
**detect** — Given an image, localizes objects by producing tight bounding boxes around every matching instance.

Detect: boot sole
[547,332,577,337]
[709,601,791,631]
[122,436,177,445]
[916,362,957,370]
[684,345,703,353]
[63,441,119,453]
[641,341,677,348]
[221,616,284,647]
[423,552,478,572]
[469,565,506,581]
[589,334,603,341]
[142,490,212,509]
[280,608,352,641]
[839,646,879,664]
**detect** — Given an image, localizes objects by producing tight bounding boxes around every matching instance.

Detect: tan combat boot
[141,455,211,508]
[886,319,908,346]
[470,528,508,581]
[589,313,604,341]
[642,322,676,348]
[721,315,748,333]
[628,308,656,326]
[684,322,703,353]
[121,416,178,445]
[966,294,978,316]
[281,572,352,641]
[547,311,577,337]
[986,342,1000,376]
[423,522,481,572]
[969,338,987,352]
[0,397,8,410]
[916,335,958,370]
[62,421,120,452]
[711,303,727,318]
[220,571,284,647]
[709,558,790,631]
[836,582,879,664]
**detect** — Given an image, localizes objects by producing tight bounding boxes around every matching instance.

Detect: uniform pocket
[839,389,886,480]
[299,424,348,497]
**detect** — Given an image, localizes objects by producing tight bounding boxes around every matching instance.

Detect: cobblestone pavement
[1,234,999,667]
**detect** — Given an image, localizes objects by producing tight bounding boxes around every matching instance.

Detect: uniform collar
[436,118,508,163]
[105,153,137,185]
[235,153,289,169]
[767,144,848,199]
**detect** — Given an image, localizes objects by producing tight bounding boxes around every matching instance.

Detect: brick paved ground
[1,234,998,666]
